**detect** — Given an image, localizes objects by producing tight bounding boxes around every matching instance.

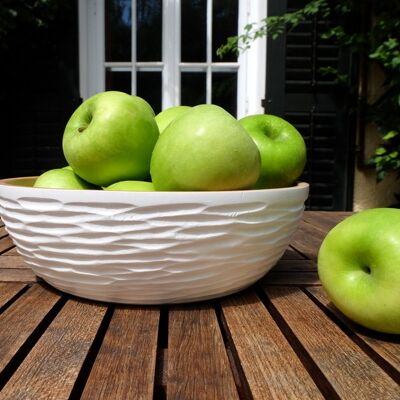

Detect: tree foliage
[0,1,71,49]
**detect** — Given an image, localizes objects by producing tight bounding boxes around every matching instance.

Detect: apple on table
[239,114,307,189]
[318,208,400,334]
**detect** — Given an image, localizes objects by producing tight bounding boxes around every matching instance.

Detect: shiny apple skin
[63,91,159,187]
[318,208,400,334]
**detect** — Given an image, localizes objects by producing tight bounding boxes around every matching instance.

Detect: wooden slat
[1,247,19,256]
[221,291,323,399]
[0,250,35,282]
[0,256,27,269]
[0,284,61,374]
[261,271,320,286]
[81,306,160,400]
[289,221,326,261]
[273,260,317,272]
[168,304,239,399]
[0,227,7,240]
[303,211,352,233]
[281,246,305,260]
[0,269,37,283]
[265,287,400,399]
[0,299,107,400]
[307,286,400,372]
[0,282,26,309]
[0,237,14,255]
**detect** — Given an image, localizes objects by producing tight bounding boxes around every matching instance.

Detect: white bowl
[0,177,309,304]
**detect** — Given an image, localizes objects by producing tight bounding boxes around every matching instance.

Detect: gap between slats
[214,301,254,400]
[303,288,400,384]
[253,286,340,399]
[68,306,115,399]
[262,286,400,398]
[154,305,168,400]
[0,236,15,255]
[0,283,30,314]
[0,294,67,391]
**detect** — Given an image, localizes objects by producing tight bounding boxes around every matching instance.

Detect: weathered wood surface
[81,306,160,400]
[0,211,398,399]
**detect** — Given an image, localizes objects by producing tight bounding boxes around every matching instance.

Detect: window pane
[181,72,206,106]
[106,69,131,93]
[105,0,132,62]
[137,0,162,61]
[212,0,238,62]
[136,72,162,114]
[181,0,207,62]
[212,72,237,116]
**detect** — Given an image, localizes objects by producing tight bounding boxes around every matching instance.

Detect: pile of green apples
[33,91,400,334]
[34,91,307,191]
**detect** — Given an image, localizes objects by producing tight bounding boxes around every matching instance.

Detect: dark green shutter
[265,0,355,210]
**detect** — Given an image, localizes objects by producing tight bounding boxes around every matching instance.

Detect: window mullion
[131,0,137,94]
[91,0,105,96]
[206,0,213,104]
[97,0,105,94]
[237,0,267,118]
[162,0,180,109]
[174,0,181,105]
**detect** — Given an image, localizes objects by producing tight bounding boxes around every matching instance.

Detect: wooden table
[0,212,399,399]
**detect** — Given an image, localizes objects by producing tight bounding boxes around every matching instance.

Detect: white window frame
[79,0,266,118]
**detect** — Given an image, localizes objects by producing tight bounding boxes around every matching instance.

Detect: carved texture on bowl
[0,194,305,304]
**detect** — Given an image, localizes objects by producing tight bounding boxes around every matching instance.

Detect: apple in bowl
[150,104,261,191]
[104,180,155,191]
[239,114,307,189]
[62,91,159,187]
[155,105,191,134]
[34,168,97,190]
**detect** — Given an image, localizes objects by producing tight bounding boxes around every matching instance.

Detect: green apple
[62,91,160,187]
[34,168,97,190]
[318,208,400,334]
[239,114,306,188]
[104,180,155,191]
[155,105,191,134]
[133,96,156,117]
[150,104,261,191]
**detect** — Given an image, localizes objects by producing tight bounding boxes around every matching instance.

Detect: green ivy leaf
[383,130,399,140]
[375,147,387,155]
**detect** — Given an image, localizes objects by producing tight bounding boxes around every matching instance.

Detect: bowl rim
[0,176,309,194]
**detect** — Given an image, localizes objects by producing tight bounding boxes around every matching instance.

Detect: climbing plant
[218,0,400,181]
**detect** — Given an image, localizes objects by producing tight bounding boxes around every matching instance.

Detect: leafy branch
[217,0,331,58]
[218,0,400,181]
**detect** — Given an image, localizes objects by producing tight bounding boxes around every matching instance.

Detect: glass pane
[212,0,238,62]
[181,72,206,106]
[136,71,162,114]
[181,0,207,62]
[106,69,131,93]
[137,0,162,61]
[212,72,237,116]
[105,0,132,62]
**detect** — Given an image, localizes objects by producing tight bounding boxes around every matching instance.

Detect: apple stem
[362,265,371,274]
